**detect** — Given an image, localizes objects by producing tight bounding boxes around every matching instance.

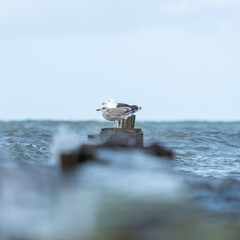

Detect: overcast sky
[0,0,240,121]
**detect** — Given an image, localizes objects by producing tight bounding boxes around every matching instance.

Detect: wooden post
[88,115,143,147]
[118,115,135,129]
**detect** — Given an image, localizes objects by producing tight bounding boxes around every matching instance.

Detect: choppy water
[0,121,240,239]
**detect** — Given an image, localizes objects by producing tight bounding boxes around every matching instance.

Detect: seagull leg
[114,121,116,128]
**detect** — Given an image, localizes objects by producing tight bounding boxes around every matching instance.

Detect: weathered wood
[61,152,79,171]
[60,142,173,170]
[88,114,142,149]
[118,115,135,129]
[101,128,142,133]
[88,128,143,147]
[61,145,96,170]
[101,128,143,147]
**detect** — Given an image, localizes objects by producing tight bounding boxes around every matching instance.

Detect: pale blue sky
[0,0,240,121]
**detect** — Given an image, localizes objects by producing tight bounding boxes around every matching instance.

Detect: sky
[0,0,240,121]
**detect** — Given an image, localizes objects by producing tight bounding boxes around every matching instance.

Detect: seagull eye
[108,100,110,102]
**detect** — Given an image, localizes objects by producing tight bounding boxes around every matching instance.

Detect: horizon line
[0,118,240,123]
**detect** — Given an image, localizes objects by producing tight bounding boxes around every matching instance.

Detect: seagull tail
[122,106,142,119]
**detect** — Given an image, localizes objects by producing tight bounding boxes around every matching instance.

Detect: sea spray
[50,127,82,166]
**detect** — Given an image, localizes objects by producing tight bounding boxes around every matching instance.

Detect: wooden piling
[100,128,143,147]
[118,115,135,129]
[88,114,143,147]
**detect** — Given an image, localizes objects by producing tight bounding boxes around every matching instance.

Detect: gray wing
[117,103,131,108]
[103,107,131,121]
[117,103,139,112]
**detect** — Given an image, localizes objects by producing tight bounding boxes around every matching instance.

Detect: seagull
[102,99,141,111]
[97,99,141,128]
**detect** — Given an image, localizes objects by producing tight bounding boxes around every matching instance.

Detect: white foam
[49,127,82,166]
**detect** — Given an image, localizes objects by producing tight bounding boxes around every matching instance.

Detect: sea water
[0,121,240,239]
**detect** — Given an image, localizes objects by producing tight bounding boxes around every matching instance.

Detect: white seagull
[97,99,141,128]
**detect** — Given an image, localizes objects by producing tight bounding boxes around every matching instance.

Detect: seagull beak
[102,102,106,105]
[96,109,101,111]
